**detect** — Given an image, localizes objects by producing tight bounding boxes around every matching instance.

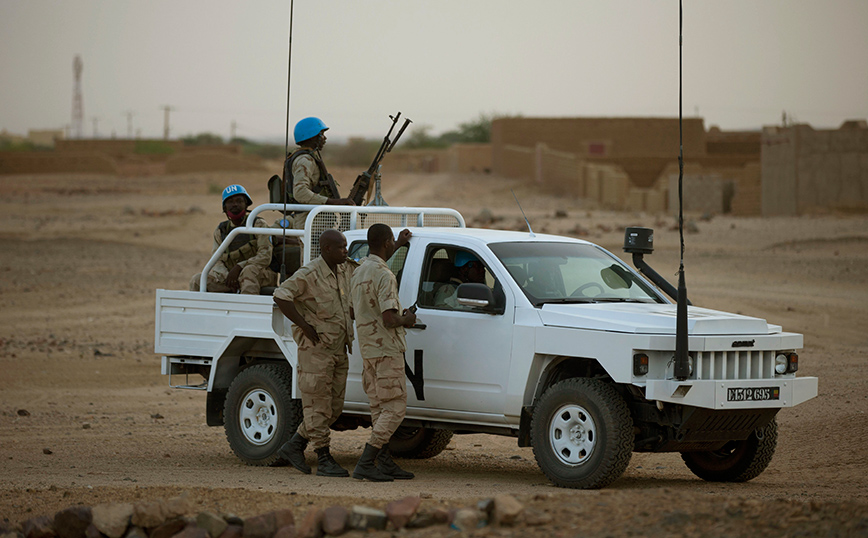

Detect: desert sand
[1,167,867,536]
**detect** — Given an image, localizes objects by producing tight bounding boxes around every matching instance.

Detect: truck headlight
[775,354,788,375]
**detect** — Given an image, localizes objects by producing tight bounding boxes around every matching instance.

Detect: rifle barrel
[388,118,412,152]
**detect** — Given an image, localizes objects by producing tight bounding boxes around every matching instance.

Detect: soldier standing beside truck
[273,229,356,477]
[189,184,275,294]
[350,224,417,482]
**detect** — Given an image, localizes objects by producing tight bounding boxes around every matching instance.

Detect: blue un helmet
[454,251,480,268]
[293,117,328,145]
[221,184,253,207]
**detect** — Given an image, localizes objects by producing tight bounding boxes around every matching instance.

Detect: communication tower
[72,56,84,139]
[161,105,175,140]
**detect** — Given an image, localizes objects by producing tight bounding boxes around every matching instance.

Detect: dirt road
[1,170,867,536]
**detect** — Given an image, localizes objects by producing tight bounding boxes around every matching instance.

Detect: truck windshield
[488,242,665,306]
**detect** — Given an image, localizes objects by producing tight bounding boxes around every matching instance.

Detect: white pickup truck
[156,204,818,489]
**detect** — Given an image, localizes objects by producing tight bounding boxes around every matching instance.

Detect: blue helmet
[454,251,480,268]
[221,184,252,206]
[294,117,328,145]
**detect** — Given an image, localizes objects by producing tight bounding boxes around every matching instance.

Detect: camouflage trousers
[296,347,349,450]
[189,263,276,295]
[361,355,407,449]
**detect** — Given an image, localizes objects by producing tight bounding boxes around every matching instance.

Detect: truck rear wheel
[389,427,454,459]
[531,378,633,489]
[681,418,778,482]
[224,362,301,466]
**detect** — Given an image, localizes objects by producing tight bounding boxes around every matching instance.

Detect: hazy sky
[1,0,866,143]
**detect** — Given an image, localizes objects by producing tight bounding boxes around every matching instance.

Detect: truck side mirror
[457,283,495,309]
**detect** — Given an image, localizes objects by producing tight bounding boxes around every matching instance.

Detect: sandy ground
[1,167,867,536]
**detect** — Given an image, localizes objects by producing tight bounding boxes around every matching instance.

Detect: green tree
[440,112,513,144]
[403,124,449,149]
[181,132,224,145]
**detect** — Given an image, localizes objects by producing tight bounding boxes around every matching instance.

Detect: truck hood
[538,303,779,335]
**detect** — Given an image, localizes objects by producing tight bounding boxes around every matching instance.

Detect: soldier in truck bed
[285,117,355,230]
[189,184,276,295]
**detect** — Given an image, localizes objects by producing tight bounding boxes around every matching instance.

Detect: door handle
[409,323,427,330]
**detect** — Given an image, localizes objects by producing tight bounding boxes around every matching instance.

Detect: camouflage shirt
[274,255,356,353]
[212,215,272,271]
[291,153,328,230]
[351,254,406,359]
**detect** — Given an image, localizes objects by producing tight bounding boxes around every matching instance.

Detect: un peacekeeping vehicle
[156,204,818,489]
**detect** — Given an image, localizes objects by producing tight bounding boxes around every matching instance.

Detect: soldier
[285,117,354,230]
[350,223,417,482]
[433,251,486,309]
[189,184,275,294]
[273,229,356,477]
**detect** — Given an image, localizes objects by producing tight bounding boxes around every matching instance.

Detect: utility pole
[91,116,100,138]
[160,105,175,140]
[72,56,84,138]
[124,110,136,139]
[230,120,237,142]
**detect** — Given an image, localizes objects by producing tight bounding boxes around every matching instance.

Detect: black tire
[681,418,778,482]
[224,362,302,466]
[389,427,454,459]
[531,378,633,489]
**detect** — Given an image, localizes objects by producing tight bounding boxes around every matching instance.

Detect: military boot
[352,443,393,482]
[376,443,415,480]
[314,446,350,477]
[277,432,311,474]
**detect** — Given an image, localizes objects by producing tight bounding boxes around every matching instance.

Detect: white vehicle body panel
[157,205,817,428]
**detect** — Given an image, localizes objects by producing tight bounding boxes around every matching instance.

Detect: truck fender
[203,331,299,427]
[518,354,606,447]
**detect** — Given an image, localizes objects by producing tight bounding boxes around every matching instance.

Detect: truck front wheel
[531,378,633,489]
[224,363,302,466]
[681,418,778,482]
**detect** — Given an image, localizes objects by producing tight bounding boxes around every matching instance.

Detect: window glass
[489,241,664,306]
[348,241,409,287]
[418,246,501,312]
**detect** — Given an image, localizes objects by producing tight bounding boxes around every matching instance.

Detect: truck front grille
[694,350,775,380]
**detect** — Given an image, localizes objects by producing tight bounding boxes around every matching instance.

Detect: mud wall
[492,117,707,176]
[386,149,448,173]
[490,117,770,215]
[3,139,260,176]
[762,123,868,216]
[164,152,265,174]
[446,144,492,174]
[0,152,118,175]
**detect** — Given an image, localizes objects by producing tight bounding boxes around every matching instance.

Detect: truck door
[403,244,514,423]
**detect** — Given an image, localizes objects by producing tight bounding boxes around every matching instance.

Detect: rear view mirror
[601,264,633,290]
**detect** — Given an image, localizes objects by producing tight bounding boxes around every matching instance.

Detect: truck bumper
[646,376,818,410]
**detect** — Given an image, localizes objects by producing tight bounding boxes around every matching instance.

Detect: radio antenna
[673,0,690,380]
[279,0,295,282]
[511,190,535,237]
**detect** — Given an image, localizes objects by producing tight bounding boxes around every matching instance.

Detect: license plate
[727,387,780,402]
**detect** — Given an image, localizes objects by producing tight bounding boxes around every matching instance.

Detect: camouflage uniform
[291,152,332,230]
[189,216,276,294]
[351,254,407,448]
[274,256,356,450]
[433,277,464,309]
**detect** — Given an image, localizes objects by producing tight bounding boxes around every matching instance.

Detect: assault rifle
[347,112,412,206]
